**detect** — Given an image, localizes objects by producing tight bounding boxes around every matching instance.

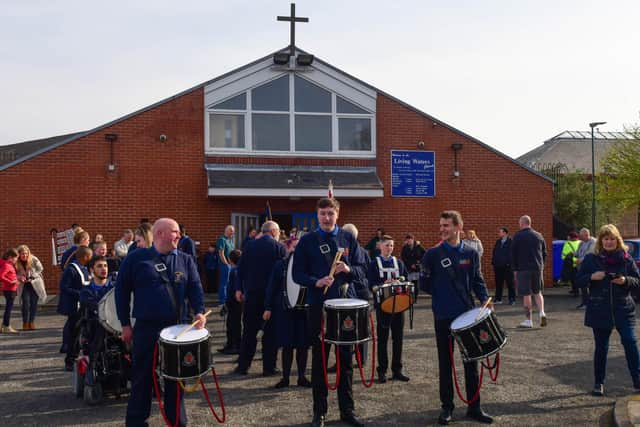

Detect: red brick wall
[0,90,553,294]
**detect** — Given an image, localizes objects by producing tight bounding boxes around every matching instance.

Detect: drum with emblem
[323,298,371,345]
[158,325,212,380]
[450,307,507,362]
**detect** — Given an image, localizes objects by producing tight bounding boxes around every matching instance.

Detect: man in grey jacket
[511,215,547,328]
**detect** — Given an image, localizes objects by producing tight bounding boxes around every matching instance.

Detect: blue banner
[391,150,436,197]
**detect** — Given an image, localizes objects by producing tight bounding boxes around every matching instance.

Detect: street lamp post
[589,121,606,233]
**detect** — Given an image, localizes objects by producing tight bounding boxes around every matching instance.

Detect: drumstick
[475,297,493,321]
[323,249,345,295]
[174,309,212,339]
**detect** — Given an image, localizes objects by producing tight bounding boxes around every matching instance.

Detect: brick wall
[0,90,553,293]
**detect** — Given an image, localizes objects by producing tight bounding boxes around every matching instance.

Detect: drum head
[324,298,369,309]
[98,288,135,334]
[286,254,303,308]
[160,324,210,343]
[380,295,412,314]
[450,307,490,331]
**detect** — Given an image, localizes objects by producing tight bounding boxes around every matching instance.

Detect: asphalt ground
[0,288,628,426]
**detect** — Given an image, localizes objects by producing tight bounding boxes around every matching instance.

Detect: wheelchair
[72,305,132,405]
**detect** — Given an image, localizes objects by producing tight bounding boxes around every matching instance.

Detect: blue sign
[391,150,436,197]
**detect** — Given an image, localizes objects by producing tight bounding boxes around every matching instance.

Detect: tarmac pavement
[0,289,631,426]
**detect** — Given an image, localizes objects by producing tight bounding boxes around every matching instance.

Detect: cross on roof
[277,3,309,57]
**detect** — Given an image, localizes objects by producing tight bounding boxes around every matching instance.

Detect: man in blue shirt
[293,198,366,427]
[234,220,286,375]
[115,218,206,427]
[216,225,235,305]
[422,211,493,425]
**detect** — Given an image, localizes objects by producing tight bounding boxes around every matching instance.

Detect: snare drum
[158,325,212,381]
[323,298,371,345]
[285,254,307,309]
[98,288,135,334]
[375,282,414,314]
[450,307,507,362]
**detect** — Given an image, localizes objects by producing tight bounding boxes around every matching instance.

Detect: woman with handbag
[15,245,46,330]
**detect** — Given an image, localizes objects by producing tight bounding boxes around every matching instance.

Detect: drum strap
[376,256,399,280]
[314,231,338,271]
[154,256,181,323]
[70,262,91,286]
[436,246,473,310]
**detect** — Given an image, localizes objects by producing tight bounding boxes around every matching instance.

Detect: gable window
[206,74,375,156]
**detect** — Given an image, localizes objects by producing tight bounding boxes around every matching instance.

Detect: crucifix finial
[277,3,309,57]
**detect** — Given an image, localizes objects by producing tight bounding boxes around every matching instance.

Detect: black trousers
[238,298,276,372]
[375,307,405,374]
[434,317,480,411]
[282,346,309,379]
[493,265,515,302]
[309,304,354,417]
[225,297,242,349]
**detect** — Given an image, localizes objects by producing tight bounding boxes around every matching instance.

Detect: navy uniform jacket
[236,235,286,303]
[421,242,489,320]
[576,250,640,329]
[60,245,78,270]
[352,245,371,300]
[491,237,512,268]
[80,280,113,318]
[115,246,204,327]
[292,226,361,306]
[178,235,197,261]
[57,262,91,316]
[368,256,408,289]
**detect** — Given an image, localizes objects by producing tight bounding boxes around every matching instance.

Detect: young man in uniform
[422,211,493,425]
[57,245,92,371]
[115,218,206,427]
[293,198,367,427]
[367,235,410,383]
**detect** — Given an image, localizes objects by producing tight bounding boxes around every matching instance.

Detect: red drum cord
[355,312,376,388]
[152,343,181,427]
[320,316,340,390]
[200,368,226,423]
[448,338,501,406]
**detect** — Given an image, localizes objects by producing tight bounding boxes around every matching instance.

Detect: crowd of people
[2,203,640,426]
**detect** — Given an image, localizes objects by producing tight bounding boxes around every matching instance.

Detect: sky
[1,0,639,158]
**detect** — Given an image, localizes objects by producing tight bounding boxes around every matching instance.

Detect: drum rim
[323,298,369,309]
[460,336,508,362]
[450,308,492,332]
[323,337,372,345]
[159,327,211,345]
[159,366,213,381]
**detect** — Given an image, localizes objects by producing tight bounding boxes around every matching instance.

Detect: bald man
[116,218,206,427]
[217,224,236,305]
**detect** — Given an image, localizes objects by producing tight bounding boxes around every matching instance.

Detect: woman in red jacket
[1,248,19,334]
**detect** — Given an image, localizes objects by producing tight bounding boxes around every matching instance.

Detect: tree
[600,125,640,211]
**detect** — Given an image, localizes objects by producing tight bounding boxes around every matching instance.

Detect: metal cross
[277,3,309,57]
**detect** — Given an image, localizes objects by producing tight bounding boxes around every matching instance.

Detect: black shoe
[64,358,74,372]
[263,368,281,377]
[310,414,325,427]
[297,376,312,387]
[392,371,410,382]
[221,347,240,355]
[438,409,453,425]
[592,384,604,396]
[274,378,289,388]
[340,412,365,427]
[233,366,248,375]
[217,346,230,353]
[576,304,587,310]
[377,371,387,383]
[466,408,493,424]
[633,377,640,391]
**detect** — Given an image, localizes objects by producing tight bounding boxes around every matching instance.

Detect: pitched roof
[517,130,638,172]
[0,46,552,183]
[0,131,87,168]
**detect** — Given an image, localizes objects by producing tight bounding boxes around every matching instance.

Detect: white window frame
[205,70,376,159]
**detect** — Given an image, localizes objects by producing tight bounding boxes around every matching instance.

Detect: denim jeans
[218,263,230,304]
[21,283,38,323]
[592,324,640,385]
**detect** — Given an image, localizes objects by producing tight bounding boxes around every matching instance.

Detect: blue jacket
[80,280,113,318]
[59,245,78,270]
[421,242,489,320]
[178,235,197,261]
[492,237,512,267]
[115,246,204,326]
[203,251,218,270]
[511,227,547,271]
[576,250,640,329]
[352,245,371,300]
[57,262,90,316]
[228,265,240,295]
[292,227,361,306]
[236,235,286,303]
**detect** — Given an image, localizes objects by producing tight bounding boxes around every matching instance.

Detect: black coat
[576,250,640,329]
[491,237,512,268]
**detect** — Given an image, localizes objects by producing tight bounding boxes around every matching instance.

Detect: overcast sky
[1,0,638,158]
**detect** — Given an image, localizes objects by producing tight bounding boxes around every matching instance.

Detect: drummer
[367,235,410,383]
[292,197,367,427]
[421,211,493,425]
[115,218,206,427]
